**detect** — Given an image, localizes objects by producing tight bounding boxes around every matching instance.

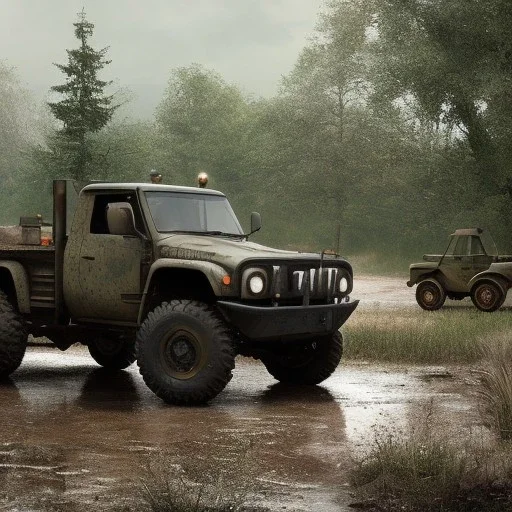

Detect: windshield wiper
[164,230,244,238]
[202,231,244,238]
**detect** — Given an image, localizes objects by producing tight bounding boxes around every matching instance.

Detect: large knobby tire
[0,291,28,378]
[262,331,343,385]
[88,335,136,370]
[136,300,236,405]
[416,279,446,311]
[471,281,505,312]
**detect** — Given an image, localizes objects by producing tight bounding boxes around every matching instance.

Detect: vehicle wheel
[0,290,28,378]
[471,281,505,312]
[136,300,236,405]
[416,279,446,311]
[261,331,343,385]
[88,335,136,370]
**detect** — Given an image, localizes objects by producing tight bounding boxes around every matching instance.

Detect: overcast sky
[0,0,324,118]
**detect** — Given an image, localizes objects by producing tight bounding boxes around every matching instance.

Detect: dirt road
[1,342,481,511]
[355,274,512,308]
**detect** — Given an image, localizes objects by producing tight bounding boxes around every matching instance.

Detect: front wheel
[136,300,236,405]
[261,331,343,385]
[88,335,136,370]
[471,281,505,312]
[416,279,446,311]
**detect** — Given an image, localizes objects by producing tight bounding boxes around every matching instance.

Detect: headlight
[339,277,348,293]
[241,267,269,298]
[249,275,264,294]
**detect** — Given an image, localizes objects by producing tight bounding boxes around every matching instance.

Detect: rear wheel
[88,335,136,370]
[471,281,505,312]
[0,291,28,378]
[136,300,236,405]
[416,279,446,311]
[261,331,343,385]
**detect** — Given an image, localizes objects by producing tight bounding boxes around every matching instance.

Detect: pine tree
[48,10,117,180]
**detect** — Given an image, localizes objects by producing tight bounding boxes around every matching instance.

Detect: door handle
[81,255,95,261]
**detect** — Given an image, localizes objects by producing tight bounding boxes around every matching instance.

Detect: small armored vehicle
[0,180,358,404]
[407,228,512,312]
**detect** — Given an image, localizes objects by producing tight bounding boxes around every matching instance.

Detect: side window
[470,236,485,255]
[453,236,468,256]
[90,193,145,235]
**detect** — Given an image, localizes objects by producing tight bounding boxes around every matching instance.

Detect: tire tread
[0,290,27,378]
[136,300,235,405]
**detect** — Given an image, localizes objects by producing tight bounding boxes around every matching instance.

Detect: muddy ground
[0,276,499,511]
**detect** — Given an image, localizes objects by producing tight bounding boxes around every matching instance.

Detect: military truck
[407,228,512,312]
[0,180,358,404]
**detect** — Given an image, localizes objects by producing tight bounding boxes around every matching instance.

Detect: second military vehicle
[407,228,512,312]
[0,179,358,405]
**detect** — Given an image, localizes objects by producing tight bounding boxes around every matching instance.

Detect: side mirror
[250,212,262,235]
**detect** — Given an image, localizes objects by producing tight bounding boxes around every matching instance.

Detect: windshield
[145,191,243,235]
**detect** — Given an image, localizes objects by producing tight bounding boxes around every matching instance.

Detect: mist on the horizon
[0,0,323,118]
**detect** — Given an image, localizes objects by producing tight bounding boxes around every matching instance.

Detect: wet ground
[0,275,493,511]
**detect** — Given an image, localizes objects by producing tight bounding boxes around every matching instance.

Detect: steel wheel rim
[161,328,206,379]
[477,285,498,308]
[423,289,436,305]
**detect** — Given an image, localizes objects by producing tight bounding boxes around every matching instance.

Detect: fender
[137,259,232,325]
[468,263,512,292]
[407,262,439,287]
[0,260,31,313]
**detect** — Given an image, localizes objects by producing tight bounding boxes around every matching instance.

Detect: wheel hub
[162,329,202,378]
[423,290,435,304]
[479,287,494,306]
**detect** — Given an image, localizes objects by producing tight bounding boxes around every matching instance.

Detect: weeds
[350,409,512,511]
[478,336,512,440]
[344,308,512,364]
[141,466,240,512]
[140,443,261,512]
[351,433,469,510]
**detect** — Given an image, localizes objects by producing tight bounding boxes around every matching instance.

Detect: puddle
[0,346,484,511]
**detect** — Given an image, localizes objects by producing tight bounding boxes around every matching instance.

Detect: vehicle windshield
[145,191,243,235]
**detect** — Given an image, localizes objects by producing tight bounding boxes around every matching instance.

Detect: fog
[0,0,323,118]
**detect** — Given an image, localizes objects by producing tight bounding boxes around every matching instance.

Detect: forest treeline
[1,0,512,265]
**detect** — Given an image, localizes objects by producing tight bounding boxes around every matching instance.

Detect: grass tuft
[140,444,263,512]
[345,308,512,364]
[479,336,512,440]
[350,424,512,511]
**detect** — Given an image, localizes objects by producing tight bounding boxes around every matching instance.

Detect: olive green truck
[0,180,358,404]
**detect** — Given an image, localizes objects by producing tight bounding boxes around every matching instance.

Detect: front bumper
[217,300,359,341]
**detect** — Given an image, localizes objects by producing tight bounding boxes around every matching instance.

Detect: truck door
[440,236,472,291]
[76,192,146,322]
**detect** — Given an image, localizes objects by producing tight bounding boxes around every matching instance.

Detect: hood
[409,262,439,271]
[156,234,335,269]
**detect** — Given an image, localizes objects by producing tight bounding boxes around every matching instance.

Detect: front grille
[271,264,349,303]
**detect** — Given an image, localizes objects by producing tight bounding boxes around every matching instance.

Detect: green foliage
[156,65,250,188]
[47,10,118,181]
[4,0,512,262]
[371,0,512,250]
[0,63,52,224]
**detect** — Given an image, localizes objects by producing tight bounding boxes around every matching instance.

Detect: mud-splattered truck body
[0,180,358,404]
